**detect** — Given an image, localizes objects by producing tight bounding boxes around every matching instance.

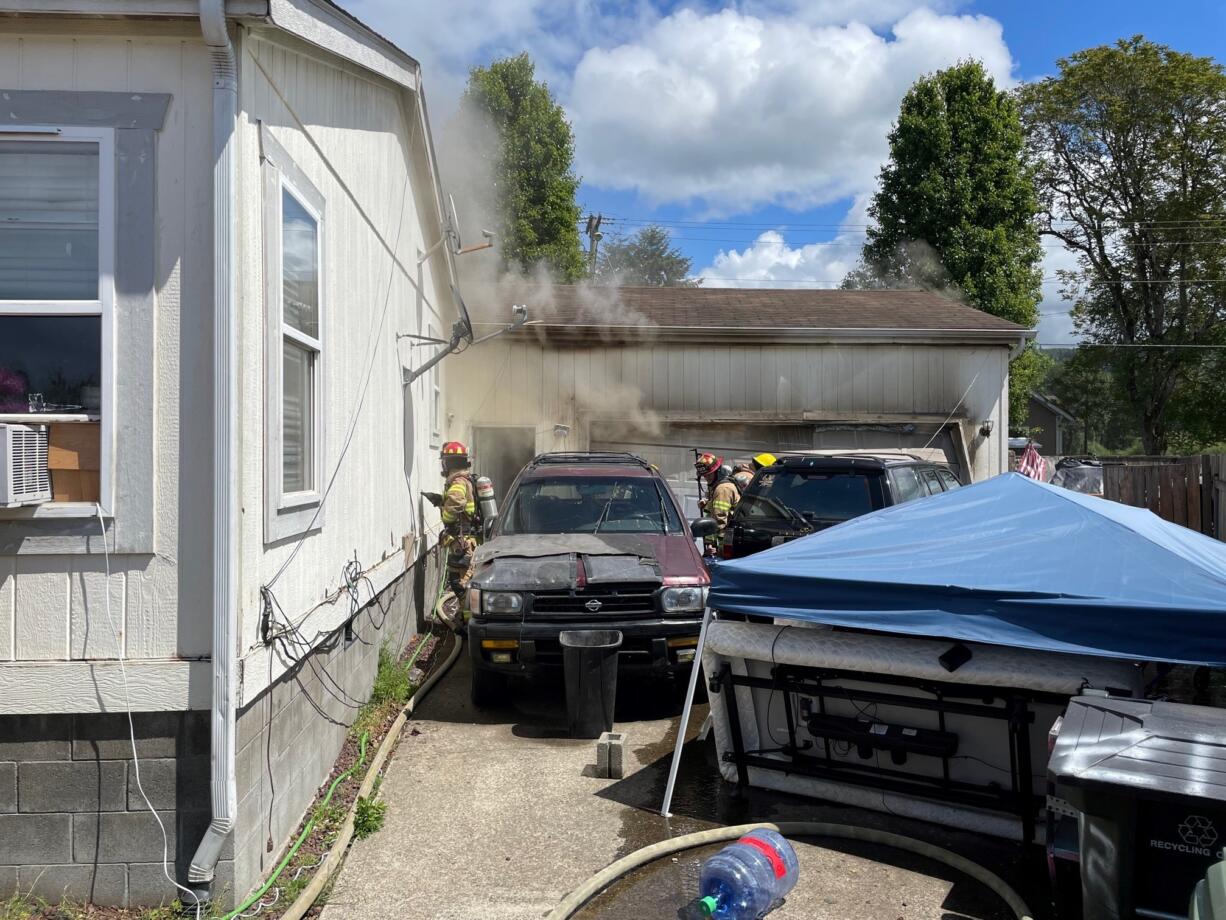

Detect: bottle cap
[698,895,719,917]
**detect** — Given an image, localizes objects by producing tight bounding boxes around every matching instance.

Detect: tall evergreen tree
[844,60,1045,427]
[459,54,585,281]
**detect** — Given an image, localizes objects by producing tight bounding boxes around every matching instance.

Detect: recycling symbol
[1178,815,1218,848]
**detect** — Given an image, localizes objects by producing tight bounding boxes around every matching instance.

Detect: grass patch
[350,641,421,741]
[352,796,387,840]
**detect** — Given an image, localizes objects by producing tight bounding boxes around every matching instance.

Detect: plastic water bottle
[697,828,799,919]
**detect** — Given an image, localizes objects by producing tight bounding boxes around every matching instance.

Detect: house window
[280,185,321,497]
[0,127,115,508]
[261,124,326,542]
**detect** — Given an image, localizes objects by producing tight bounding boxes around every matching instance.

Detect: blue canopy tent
[660,472,1226,815]
[709,472,1226,666]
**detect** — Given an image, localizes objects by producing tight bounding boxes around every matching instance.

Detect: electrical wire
[96,506,202,918]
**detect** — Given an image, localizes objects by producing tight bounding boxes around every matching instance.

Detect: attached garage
[446,286,1029,499]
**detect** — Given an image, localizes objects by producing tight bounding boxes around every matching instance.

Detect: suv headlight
[661,585,707,613]
[481,591,523,616]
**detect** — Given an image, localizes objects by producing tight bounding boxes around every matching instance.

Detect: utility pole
[584,213,603,277]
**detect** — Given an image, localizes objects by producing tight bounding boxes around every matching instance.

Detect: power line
[691,275,1226,285]
[590,213,1226,230]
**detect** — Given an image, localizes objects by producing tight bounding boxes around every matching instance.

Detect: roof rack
[528,451,653,470]
[776,449,947,465]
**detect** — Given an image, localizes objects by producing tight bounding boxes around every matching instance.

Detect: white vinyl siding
[0,126,115,511]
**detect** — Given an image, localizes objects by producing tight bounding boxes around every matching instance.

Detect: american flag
[1016,442,1046,481]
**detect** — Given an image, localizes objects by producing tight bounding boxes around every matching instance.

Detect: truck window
[920,468,944,495]
[891,467,924,503]
[937,469,961,491]
[738,469,884,526]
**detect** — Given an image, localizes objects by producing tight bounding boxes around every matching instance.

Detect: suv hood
[470,533,666,591]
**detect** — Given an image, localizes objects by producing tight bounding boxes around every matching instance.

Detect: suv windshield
[738,469,884,527]
[500,475,683,535]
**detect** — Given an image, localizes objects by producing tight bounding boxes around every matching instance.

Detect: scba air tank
[475,476,498,522]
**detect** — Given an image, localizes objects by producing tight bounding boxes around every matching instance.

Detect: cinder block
[0,762,15,813]
[72,712,179,760]
[596,731,626,779]
[18,863,127,906]
[19,760,127,813]
[0,866,17,898]
[181,710,211,758]
[0,715,72,761]
[74,811,177,864]
[0,814,73,863]
[127,756,209,812]
[128,861,201,908]
[236,692,270,753]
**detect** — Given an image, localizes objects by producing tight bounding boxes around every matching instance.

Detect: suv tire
[470,667,508,708]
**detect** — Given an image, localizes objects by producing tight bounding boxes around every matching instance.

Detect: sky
[346,0,1226,343]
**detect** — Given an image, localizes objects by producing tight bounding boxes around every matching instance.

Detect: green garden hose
[221,734,369,920]
[545,821,1035,920]
[219,550,451,919]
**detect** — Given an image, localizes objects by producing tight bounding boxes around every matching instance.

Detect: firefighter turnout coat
[705,478,740,549]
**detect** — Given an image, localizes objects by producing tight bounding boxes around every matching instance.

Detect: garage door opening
[591,420,965,519]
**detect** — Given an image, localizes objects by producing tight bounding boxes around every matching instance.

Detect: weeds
[350,641,421,741]
[352,796,388,840]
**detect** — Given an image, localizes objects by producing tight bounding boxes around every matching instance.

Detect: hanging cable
[96,506,203,917]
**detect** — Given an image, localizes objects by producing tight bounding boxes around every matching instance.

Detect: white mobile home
[0,0,465,907]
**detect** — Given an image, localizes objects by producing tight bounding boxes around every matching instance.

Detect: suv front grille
[529,584,658,618]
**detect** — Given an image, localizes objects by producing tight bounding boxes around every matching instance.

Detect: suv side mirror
[690,517,719,539]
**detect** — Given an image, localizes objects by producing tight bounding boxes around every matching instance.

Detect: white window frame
[0,125,116,516]
[277,178,325,508]
[261,126,326,543]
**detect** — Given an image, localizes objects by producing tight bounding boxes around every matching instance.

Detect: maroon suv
[464,452,710,707]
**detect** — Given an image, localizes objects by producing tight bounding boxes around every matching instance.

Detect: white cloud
[568,7,1015,211]
[344,0,660,111]
[696,195,870,287]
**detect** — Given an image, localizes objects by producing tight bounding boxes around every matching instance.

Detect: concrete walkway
[322,652,1029,920]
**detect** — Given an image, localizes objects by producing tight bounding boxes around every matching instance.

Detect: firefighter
[438,441,481,621]
[731,452,776,491]
[730,461,755,492]
[695,451,740,556]
[753,452,777,472]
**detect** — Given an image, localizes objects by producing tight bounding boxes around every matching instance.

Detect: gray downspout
[189,0,239,890]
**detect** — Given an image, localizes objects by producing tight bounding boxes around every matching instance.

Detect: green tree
[1019,37,1226,454]
[843,60,1044,428]
[595,225,698,286]
[459,54,585,281]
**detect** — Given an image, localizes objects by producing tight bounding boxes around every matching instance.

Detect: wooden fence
[1103,455,1226,538]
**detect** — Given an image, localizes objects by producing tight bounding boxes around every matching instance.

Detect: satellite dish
[450,283,473,342]
[447,193,462,252]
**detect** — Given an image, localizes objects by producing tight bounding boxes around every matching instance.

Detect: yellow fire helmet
[752,452,777,470]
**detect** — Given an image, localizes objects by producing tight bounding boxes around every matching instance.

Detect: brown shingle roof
[471,284,1028,336]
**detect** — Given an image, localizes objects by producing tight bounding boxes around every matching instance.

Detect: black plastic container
[559,629,623,739]
[1049,695,1226,920]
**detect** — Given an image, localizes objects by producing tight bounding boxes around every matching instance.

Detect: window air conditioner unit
[0,423,51,507]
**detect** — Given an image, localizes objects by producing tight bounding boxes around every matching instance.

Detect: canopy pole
[661,604,714,817]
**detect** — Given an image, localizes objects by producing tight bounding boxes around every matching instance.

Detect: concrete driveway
[322,651,1034,920]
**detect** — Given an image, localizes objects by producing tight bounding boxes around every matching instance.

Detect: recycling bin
[1049,695,1226,920]
[559,629,622,739]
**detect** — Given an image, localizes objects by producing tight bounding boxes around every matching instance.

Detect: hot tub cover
[709,473,1226,666]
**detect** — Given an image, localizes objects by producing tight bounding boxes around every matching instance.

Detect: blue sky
[348,0,1225,342]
